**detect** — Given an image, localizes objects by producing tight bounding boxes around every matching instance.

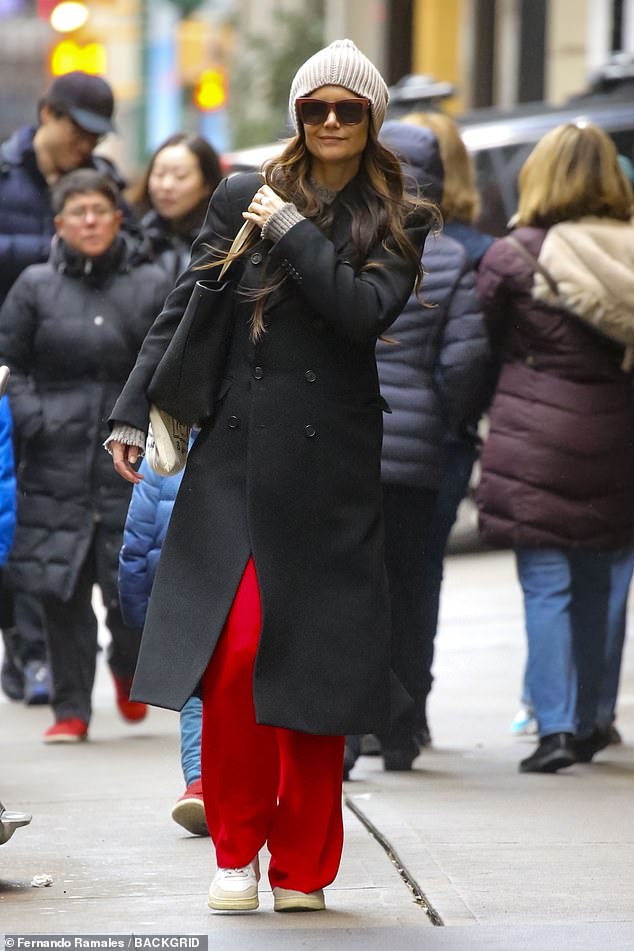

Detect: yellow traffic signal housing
[50,39,107,76]
[193,68,227,111]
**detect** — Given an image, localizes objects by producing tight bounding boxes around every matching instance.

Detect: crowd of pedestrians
[0,51,632,915]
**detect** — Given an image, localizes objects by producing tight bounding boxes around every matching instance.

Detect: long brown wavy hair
[204,123,438,340]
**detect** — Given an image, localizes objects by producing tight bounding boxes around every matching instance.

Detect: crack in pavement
[344,794,444,927]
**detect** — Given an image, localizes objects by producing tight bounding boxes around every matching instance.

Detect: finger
[111,442,144,484]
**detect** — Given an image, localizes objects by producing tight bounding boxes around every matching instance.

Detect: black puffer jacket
[377,122,491,488]
[139,199,210,286]
[0,234,171,600]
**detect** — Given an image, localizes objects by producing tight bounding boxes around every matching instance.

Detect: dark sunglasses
[296,98,370,126]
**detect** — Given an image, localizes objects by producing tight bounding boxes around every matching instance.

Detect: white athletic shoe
[208,858,260,911]
[272,886,326,912]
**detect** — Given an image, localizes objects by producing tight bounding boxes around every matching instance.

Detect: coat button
[305,370,317,382]
[251,252,263,265]
[304,424,316,438]
[253,366,264,379]
[227,415,240,429]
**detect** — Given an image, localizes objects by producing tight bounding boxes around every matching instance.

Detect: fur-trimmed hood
[533,217,634,361]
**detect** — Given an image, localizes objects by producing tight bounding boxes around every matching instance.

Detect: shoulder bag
[145,219,257,476]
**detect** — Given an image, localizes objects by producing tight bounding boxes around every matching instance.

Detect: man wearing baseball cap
[0,71,128,708]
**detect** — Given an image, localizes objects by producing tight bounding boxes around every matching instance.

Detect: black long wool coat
[111,171,428,735]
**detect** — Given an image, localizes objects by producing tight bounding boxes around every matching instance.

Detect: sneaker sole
[273,892,326,912]
[171,799,208,836]
[519,753,574,773]
[208,893,259,911]
[43,733,87,744]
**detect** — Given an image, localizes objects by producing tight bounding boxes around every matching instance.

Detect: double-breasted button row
[280,258,303,284]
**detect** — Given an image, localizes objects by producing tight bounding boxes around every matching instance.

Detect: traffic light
[193,68,227,112]
[50,39,106,76]
[43,1,107,77]
[38,1,88,31]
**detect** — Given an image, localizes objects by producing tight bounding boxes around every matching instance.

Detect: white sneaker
[208,858,260,911]
[273,886,326,912]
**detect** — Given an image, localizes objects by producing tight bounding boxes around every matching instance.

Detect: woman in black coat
[108,40,431,914]
[0,169,171,742]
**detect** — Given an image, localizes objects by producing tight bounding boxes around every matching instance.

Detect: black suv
[460,91,634,234]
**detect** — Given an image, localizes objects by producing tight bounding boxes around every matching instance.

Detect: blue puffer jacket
[377,122,492,489]
[0,396,16,565]
[0,125,129,307]
[118,455,187,630]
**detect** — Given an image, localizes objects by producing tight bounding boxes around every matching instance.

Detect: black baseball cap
[47,71,115,135]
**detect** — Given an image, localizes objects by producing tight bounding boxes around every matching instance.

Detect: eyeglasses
[62,205,116,221]
[296,98,370,126]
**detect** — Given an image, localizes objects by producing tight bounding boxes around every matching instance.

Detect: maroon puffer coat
[476,226,634,550]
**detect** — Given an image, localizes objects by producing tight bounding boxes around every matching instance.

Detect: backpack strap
[506,234,560,298]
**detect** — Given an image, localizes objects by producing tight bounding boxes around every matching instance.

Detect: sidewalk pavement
[1,550,633,950]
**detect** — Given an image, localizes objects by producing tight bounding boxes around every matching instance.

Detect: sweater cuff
[262,203,304,243]
[104,424,146,455]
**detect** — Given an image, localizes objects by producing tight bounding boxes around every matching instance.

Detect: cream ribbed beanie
[289,39,389,134]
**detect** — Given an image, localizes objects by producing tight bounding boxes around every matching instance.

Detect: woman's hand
[111,441,144,485]
[242,184,286,229]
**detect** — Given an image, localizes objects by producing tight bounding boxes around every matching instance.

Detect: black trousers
[43,526,142,724]
[380,482,438,752]
[0,582,48,666]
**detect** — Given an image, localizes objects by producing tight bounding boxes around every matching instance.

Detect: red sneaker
[112,674,148,723]
[171,779,208,836]
[43,717,88,744]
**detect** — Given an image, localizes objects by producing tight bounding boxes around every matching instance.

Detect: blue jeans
[519,546,634,728]
[516,548,612,739]
[180,696,202,787]
[596,546,634,729]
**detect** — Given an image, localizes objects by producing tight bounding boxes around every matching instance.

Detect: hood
[379,120,444,205]
[0,126,37,169]
[49,232,135,284]
[534,216,634,362]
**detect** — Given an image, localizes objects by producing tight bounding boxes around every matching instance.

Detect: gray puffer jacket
[377,122,491,489]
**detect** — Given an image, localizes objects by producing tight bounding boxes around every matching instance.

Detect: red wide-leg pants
[201,557,345,892]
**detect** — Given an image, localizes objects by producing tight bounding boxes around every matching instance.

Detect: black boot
[343,734,362,780]
[382,746,419,771]
[573,727,612,763]
[519,732,575,773]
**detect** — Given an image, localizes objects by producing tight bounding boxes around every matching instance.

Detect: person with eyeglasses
[0,71,130,710]
[0,168,171,744]
[107,39,433,914]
